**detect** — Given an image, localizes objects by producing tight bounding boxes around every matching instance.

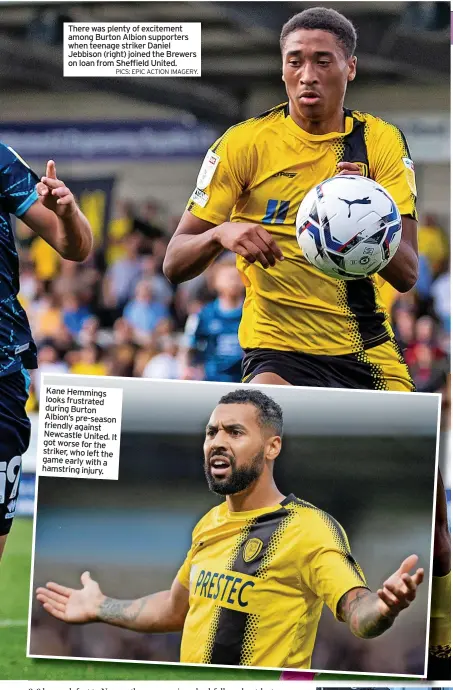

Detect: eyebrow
[286,49,334,58]
[205,423,248,433]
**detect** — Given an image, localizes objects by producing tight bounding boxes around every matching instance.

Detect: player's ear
[347,56,357,82]
[266,435,282,462]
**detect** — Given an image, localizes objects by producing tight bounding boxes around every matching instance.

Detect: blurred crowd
[16,199,245,411]
[15,202,450,417]
[30,601,425,674]
[389,213,450,400]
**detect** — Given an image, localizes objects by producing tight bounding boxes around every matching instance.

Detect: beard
[204,448,265,496]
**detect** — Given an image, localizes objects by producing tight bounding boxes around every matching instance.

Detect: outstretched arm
[338,554,424,639]
[36,571,189,633]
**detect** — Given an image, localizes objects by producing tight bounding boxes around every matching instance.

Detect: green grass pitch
[0,519,404,682]
[0,519,280,681]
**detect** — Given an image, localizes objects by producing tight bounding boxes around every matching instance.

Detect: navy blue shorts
[0,368,31,535]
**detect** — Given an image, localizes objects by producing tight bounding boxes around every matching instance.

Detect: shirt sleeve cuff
[16,189,39,218]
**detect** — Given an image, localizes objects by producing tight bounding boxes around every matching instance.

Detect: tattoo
[339,589,395,639]
[98,596,150,624]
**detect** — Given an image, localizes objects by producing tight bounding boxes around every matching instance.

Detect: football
[296,175,402,280]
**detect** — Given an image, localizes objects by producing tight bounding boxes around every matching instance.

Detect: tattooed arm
[337,554,425,639]
[36,570,189,632]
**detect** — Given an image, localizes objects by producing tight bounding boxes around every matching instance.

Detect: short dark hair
[280,7,357,58]
[217,389,283,437]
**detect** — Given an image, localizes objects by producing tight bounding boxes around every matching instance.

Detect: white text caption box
[37,385,123,480]
[64,22,201,77]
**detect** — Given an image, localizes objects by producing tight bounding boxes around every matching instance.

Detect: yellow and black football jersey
[187,104,417,356]
[177,494,367,669]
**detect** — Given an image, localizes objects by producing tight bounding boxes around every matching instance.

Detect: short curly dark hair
[280,7,357,58]
[217,389,283,436]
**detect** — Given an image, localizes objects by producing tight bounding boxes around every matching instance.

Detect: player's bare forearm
[164,224,223,283]
[56,208,93,262]
[378,216,418,292]
[164,210,284,283]
[378,239,418,292]
[96,590,184,632]
[338,588,395,639]
[339,556,423,639]
[37,571,189,630]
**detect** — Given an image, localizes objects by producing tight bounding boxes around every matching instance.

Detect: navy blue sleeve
[0,143,40,217]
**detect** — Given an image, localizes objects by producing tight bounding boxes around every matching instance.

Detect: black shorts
[428,649,451,680]
[0,368,31,535]
[242,339,415,392]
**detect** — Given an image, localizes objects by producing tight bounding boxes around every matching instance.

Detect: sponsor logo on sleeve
[402,157,417,196]
[196,149,220,190]
[191,187,209,208]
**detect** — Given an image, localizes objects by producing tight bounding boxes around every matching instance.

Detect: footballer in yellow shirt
[37,389,425,671]
[164,5,450,677]
[163,8,419,393]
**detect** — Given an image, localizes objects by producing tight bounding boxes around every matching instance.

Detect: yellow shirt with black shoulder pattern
[177,493,367,669]
[187,104,417,356]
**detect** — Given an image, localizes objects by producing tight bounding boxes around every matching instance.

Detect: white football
[296,175,402,280]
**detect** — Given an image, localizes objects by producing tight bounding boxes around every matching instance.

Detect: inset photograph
[28,375,439,676]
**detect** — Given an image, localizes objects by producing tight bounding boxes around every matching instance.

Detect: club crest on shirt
[243,537,263,563]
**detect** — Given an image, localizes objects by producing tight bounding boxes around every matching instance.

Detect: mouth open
[210,456,231,477]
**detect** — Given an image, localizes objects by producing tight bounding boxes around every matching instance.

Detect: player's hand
[36,571,104,624]
[376,554,424,619]
[37,160,78,219]
[337,162,363,176]
[214,222,284,268]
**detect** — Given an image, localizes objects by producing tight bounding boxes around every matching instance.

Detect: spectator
[410,342,448,393]
[32,291,64,341]
[405,315,447,367]
[140,254,173,306]
[62,294,92,337]
[392,306,416,351]
[102,232,142,310]
[29,233,60,284]
[18,259,39,307]
[70,344,108,376]
[106,199,134,266]
[182,261,244,382]
[431,271,450,334]
[417,213,449,277]
[123,280,170,339]
[142,335,182,380]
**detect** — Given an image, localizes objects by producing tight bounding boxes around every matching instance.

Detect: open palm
[36,571,103,624]
[377,554,424,617]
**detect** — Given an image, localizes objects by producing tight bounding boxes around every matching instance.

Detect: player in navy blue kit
[0,148,92,561]
[184,261,244,382]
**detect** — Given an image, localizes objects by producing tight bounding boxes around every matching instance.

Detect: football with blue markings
[296,175,402,280]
